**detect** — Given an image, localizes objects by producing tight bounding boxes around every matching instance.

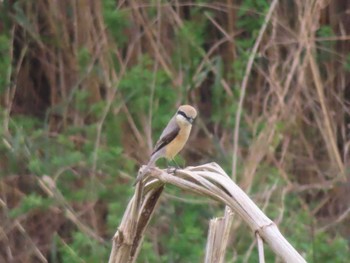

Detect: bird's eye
[177,110,187,118]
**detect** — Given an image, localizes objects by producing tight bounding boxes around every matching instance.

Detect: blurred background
[0,0,350,262]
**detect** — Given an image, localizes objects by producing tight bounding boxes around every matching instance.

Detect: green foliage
[102,0,129,46]
[309,232,349,263]
[137,194,210,262]
[119,55,176,133]
[0,110,126,261]
[316,25,336,62]
[174,18,207,69]
[0,0,12,30]
[78,47,91,74]
[0,34,10,93]
[279,194,350,263]
[59,232,110,263]
[165,206,206,261]
[0,115,42,175]
[237,0,268,43]
[9,193,51,218]
[344,53,350,72]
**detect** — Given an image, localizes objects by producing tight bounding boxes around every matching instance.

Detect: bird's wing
[159,115,178,138]
[151,116,180,156]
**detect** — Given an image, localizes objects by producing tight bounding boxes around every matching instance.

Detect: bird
[133,105,197,185]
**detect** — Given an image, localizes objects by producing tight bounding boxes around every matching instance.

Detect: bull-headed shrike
[134,105,197,185]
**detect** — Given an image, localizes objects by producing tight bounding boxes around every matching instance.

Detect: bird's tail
[133,157,157,186]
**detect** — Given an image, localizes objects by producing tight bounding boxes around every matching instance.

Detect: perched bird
[134,105,197,185]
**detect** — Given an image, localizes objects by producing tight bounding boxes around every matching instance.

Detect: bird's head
[176,105,197,126]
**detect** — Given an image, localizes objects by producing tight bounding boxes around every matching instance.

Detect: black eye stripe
[177,110,193,123]
[177,110,188,118]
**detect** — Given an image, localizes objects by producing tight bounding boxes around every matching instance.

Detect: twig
[317,206,350,233]
[0,198,48,263]
[231,0,279,180]
[38,176,104,243]
[256,232,265,263]
[307,50,345,180]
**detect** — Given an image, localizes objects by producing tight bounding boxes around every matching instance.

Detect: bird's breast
[165,126,191,159]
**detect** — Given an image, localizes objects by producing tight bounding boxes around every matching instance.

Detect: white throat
[176,114,191,126]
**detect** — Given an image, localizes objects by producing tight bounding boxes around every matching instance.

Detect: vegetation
[0,0,349,262]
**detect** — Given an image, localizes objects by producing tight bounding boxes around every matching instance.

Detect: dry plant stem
[167,7,232,97]
[205,206,234,263]
[241,117,277,192]
[38,176,104,243]
[3,26,15,136]
[149,163,306,263]
[231,0,279,180]
[307,49,345,180]
[108,181,164,263]
[0,198,47,263]
[317,205,350,233]
[3,31,27,136]
[256,232,265,263]
[110,164,305,262]
[91,37,132,177]
[130,0,173,78]
[243,238,257,263]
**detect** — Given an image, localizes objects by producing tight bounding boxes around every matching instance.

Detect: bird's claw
[167,166,177,174]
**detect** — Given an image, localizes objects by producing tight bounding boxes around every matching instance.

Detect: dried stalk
[38,176,104,243]
[0,198,47,263]
[109,163,306,263]
[205,206,233,263]
[307,49,345,180]
[108,180,165,263]
[232,0,279,180]
[256,232,265,263]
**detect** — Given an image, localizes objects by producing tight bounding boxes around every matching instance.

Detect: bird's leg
[166,159,181,174]
[171,158,180,169]
[166,163,175,174]
[166,167,176,174]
